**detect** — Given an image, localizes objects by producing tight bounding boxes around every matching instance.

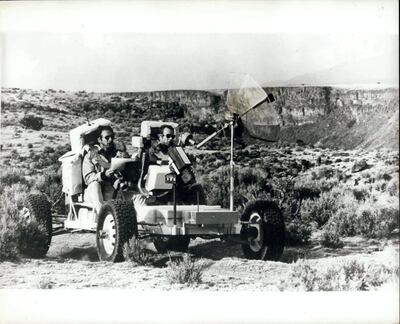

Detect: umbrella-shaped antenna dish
[226,73,268,116]
[227,73,280,142]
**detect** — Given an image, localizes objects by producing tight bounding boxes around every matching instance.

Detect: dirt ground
[0,230,398,291]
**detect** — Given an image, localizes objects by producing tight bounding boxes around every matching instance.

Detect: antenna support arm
[196,123,230,149]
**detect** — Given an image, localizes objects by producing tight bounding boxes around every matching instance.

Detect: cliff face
[266,86,399,150]
[265,87,330,126]
[117,90,223,119]
[260,87,398,127]
[133,86,399,150]
[126,86,398,126]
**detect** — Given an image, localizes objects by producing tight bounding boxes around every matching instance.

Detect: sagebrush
[279,258,399,291]
[123,238,156,266]
[166,254,205,285]
[0,183,48,261]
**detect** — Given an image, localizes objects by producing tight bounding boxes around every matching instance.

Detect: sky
[0,1,398,92]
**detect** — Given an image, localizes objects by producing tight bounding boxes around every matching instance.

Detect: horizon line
[2,83,399,94]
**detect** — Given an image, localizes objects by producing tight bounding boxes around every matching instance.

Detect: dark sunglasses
[104,135,114,140]
[164,134,175,139]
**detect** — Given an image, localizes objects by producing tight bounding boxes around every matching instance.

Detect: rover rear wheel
[96,200,137,262]
[240,200,285,261]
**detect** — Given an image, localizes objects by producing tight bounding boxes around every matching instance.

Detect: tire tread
[96,200,136,262]
[25,194,52,257]
[241,200,285,261]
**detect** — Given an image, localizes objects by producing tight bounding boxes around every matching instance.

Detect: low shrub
[285,218,313,246]
[321,224,344,249]
[311,166,335,180]
[295,173,337,194]
[200,166,245,209]
[43,146,55,154]
[0,184,47,261]
[0,217,49,261]
[10,150,20,160]
[279,261,318,291]
[346,119,356,128]
[386,176,399,197]
[33,170,63,214]
[123,238,155,266]
[327,209,357,237]
[0,183,31,223]
[20,114,43,130]
[0,169,31,194]
[294,186,321,201]
[166,254,204,285]
[36,276,54,289]
[355,204,399,238]
[16,220,49,258]
[300,192,338,228]
[0,227,20,261]
[279,259,399,291]
[237,167,267,186]
[326,191,398,239]
[352,187,370,201]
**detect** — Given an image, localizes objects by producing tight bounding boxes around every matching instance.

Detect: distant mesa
[273,52,399,88]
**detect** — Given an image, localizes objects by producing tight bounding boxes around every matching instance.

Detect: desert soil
[0,231,398,290]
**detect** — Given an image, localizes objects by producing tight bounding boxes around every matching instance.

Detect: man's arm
[82,151,106,185]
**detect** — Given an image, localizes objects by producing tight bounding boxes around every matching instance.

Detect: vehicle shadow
[47,232,99,262]
[57,247,100,262]
[189,239,244,260]
[281,237,391,263]
[188,236,391,263]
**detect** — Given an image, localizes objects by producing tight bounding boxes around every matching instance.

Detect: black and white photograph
[0,1,399,323]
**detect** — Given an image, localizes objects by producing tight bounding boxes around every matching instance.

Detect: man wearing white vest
[82,125,119,215]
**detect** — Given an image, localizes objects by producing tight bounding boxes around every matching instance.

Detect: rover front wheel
[96,200,136,262]
[240,200,285,261]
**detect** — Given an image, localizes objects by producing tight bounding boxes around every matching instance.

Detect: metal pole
[173,183,177,225]
[197,191,199,212]
[230,119,234,211]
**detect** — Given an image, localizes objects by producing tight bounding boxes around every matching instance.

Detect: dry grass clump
[123,238,156,266]
[166,254,205,285]
[36,276,55,289]
[279,257,399,291]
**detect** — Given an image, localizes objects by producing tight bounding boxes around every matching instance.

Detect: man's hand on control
[105,169,114,178]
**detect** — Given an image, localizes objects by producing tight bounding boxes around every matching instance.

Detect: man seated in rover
[132,123,206,206]
[82,125,127,214]
[149,124,176,162]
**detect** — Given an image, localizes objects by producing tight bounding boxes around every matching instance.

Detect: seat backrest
[140,121,178,140]
[70,118,111,153]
